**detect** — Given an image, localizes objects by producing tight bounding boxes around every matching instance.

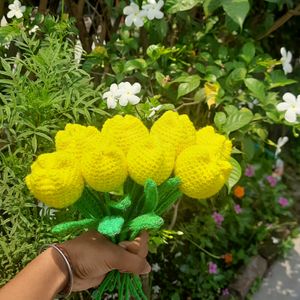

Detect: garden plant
[0,0,300,299]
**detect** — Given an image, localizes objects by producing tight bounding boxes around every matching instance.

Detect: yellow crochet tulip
[101,115,149,155]
[196,126,232,161]
[81,139,127,192]
[175,145,232,199]
[150,111,196,156]
[25,152,84,208]
[55,124,101,160]
[127,137,175,185]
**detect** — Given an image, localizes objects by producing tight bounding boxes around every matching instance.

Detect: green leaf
[240,42,255,64]
[98,216,125,237]
[123,59,147,73]
[166,0,202,14]
[52,218,97,234]
[177,75,201,99]
[226,157,242,193]
[222,109,253,134]
[222,0,250,29]
[129,213,164,232]
[244,78,265,102]
[268,70,297,89]
[143,179,159,213]
[225,67,247,87]
[107,195,132,211]
[203,0,221,15]
[214,112,227,130]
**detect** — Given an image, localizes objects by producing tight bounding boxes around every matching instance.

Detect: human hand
[59,230,151,291]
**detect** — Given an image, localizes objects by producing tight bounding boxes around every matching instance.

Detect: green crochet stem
[52,177,182,299]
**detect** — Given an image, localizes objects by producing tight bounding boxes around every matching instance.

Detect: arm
[0,231,150,300]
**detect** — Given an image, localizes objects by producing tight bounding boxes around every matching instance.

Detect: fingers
[119,231,149,258]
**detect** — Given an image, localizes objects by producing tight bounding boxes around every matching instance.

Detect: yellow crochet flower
[175,145,232,199]
[127,137,175,185]
[81,139,127,192]
[55,124,101,160]
[25,152,84,208]
[150,111,196,156]
[101,115,149,155]
[196,126,232,161]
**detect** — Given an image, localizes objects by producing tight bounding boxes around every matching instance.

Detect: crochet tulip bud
[196,126,232,161]
[55,124,101,160]
[81,139,127,192]
[26,152,84,208]
[127,137,175,186]
[101,115,149,155]
[175,145,232,199]
[150,111,196,156]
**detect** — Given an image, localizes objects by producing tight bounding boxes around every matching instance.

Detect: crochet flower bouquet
[26,111,233,299]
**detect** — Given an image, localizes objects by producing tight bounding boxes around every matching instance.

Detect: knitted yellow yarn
[25,152,84,208]
[81,139,127,192]
[101,115,149,155]
[175,145,232,199]
[150,111,196,156]
[127,137,175,185]
[196,126,232,161]
[55,124,101,160]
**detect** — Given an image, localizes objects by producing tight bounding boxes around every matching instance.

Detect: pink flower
[266,175,278,187]
[234,204,242,214]
[212,212,224,227]
[208,261,218,274]
[245,165,255,177]
[278,197,289,207]
[222,288,230,296]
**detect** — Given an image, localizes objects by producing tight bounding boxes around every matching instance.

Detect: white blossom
[118,82,141,106]
[7,0,26,19]
[123,2,146,28]
[103,83,121,109]
[1,16,8,27]
[149,104,162,118]
[271,237,279,244]
[277,92,300,123]
[29,25,39,35]
[152,263,161,272]
[74,38,83,64]
[152,285,160,294]
[275,136,288,157]
[280,47,293,75]
[142,0,164,20]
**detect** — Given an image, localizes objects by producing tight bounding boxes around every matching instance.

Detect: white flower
[74,38,83,64]
[29,25,39,35]
[1,16,8,27]
[275,136,288,157]
[142,0,164,20]
[118,82,141,106]
[123,2,146,27]
[7,0,26,19]
[175,252,182,258]
[280,47,293,75]
[149,104,162,118]
[271,237,279,244]
[277,92,300,123]
[103,83,121,109]
[152,263,161,272]
[152,285,160,294]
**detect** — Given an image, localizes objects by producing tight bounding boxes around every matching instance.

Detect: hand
[59,230,151,291]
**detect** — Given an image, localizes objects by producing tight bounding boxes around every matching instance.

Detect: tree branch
[38,0,48,14]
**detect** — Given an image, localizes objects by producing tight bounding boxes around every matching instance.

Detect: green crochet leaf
[155,189,182,216]
[157,177,181,199]
[73,187,103,219]
[129,213,164,232]
[107,195,132,211]
[142,179,158,213]
[97,216,124,237]
[52,218,97,234]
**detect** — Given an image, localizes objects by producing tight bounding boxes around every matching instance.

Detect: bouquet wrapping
[26,111,233,299]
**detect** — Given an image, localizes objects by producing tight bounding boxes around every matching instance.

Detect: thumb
[111,248,151,275]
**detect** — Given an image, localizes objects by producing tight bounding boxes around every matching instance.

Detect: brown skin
[0,231,150,300]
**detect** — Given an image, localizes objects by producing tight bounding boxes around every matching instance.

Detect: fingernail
[119,241,130,248]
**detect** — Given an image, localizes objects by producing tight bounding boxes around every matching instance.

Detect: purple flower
[278,197,289,207]
[212,212,224,227]
[245,165,255,177]
[208,261,218,274]
[234,204,242,214]
[266,175,278,187]
[222,288,230,296]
